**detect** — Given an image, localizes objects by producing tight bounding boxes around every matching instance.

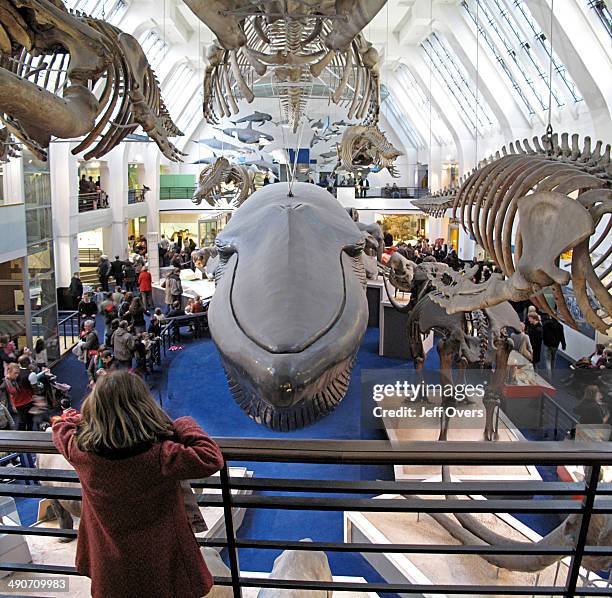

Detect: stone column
[50,143,79,287]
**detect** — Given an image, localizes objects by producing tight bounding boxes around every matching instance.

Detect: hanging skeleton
[0,0,183,161]
[422,133,612,335]
[191,157,255,208]
[184,0,385,132]
[336,124,403,177]
[412,187,457,217]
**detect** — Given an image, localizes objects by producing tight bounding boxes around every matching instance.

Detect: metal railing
[57,311,81,352]
[0,436,611,596]
[77,192,109,213]
[158,185,431,201]
[539,393,580,441]
[160,186,195,200]
[159,308,210,353]
[127,189,146,204]
[369,186,430,199]
[77,247,102,267]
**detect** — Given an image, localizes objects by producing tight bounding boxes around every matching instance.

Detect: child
[60,398,79,419]
[34,339,48,369]
[93,286,105,308]
[52,371,223,598]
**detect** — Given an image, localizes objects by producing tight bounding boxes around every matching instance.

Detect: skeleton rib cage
[203,15,380,132]
[451,132,611,334]
[0,6,182,161]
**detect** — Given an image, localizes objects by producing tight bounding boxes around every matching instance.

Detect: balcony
[77,192,109,213]
[160,186,195,200]
[128,189,147,204]
[0,435,610,596]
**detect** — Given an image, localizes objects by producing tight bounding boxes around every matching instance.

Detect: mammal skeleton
[0,0,182,161]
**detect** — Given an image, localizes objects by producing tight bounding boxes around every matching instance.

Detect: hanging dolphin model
[209,182,369,431]
[233,111,273,126]
[219,122,275,144]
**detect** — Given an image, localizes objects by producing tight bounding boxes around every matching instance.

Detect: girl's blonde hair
[76,370,174,453]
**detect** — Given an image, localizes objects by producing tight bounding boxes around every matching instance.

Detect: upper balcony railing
[0,435,611,597]
[158,185,431,201]
[77,192,109,213]
[160,186,196,200]
[128,189,147,204]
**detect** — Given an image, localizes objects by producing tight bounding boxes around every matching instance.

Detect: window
[163,62,199,117]
[586,0,612,40]
[509,0,582,104]
[138,30,169,72]
[421,32,497,135]
[462,0,538,116]
[176,93,203,134]
[396,65,453,146]
[382,94,425,149]
[64,0,128,23]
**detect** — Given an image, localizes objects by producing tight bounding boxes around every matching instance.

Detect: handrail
[127,189,146,204]
[160,186,196,200]
[159,306,210,354]
[0,433,611,596]
[0,434,612,597]
[56,310,81,354]
[77,191,109,213]
[0,432,611,463]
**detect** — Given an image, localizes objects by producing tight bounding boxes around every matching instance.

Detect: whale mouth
[222,355,356,432]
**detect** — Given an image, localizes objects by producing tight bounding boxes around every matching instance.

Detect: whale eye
[343,241,364,258]
[217,243,235,258]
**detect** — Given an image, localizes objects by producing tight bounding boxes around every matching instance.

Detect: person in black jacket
[525,312,543,368]
[122,261,136,293]
[68,273,83,309]
[111,256,125,287]
[574,385,609,425]
[542,313,566,381]
[97,256,112,292]
[78,292,98,320]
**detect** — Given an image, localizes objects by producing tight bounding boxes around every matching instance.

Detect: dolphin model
[196,138,244,153]
[232,111,273,126]
[309,116,331,133]
[208,182,368,431]
[219,122,274,144]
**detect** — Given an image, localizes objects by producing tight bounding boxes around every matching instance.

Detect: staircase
[78,267,100,286]
[78,247,102,267]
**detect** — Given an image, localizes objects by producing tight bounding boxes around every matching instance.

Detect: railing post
[565,464,601,596]
[219,461,242,598]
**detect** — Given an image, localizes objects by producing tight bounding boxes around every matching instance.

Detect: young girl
[52,371,224,598]
[34,339,48,369]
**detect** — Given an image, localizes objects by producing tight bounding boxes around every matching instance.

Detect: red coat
[52,416,224,598]
[138,270,153,292]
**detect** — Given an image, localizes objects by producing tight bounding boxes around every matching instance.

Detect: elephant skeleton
[0,0,183,161]
[423,132,611,335]
[184,0,385,131]
[336,124,403,177]
[191,157,255,208]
